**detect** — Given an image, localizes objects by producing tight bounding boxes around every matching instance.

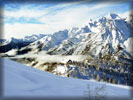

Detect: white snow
[73,13,131,56]
[54,65,68,75]
[124,37,133,54]
[6,49,17,56]
[5,34,46,45]
[2,58,133,99]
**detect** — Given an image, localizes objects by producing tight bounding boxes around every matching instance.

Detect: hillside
[2,58,132,100]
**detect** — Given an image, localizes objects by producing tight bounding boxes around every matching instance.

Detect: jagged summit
[107,13,121,19]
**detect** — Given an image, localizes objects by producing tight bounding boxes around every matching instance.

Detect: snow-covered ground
[2,58,133,99]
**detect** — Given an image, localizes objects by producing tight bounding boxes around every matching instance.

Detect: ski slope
[2,58,132,99]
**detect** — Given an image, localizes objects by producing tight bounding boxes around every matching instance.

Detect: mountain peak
[107,13,120,19]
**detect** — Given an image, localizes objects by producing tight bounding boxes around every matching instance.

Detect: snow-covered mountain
[19,13,132,60]
[2,13,132,61]
[47,26,91,55]
[3,58,132,99]
[16,25,95,55]
[72,14,132,57]
[0,34,46,53]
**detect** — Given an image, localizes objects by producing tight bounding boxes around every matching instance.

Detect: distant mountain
[0,34,46,53]
[17,30,69,53]
[0,39,7,46]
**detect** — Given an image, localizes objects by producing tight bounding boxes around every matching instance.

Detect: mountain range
[0,34,46,53]
[1,13,132,60]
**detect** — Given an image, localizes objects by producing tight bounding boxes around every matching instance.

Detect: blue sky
[2,0,132,39]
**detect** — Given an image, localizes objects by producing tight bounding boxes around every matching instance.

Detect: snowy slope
[47,27,91,55]
[26,30,68,52]
[2,58,132,99]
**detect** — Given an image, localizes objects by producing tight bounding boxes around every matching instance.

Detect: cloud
[3,1,83,19]
[118,9,132,18]
[3,2,130,39]
[4,9,46,19]
[3,3,108,39]
[3,23,47,39]
[37,2,119,30]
